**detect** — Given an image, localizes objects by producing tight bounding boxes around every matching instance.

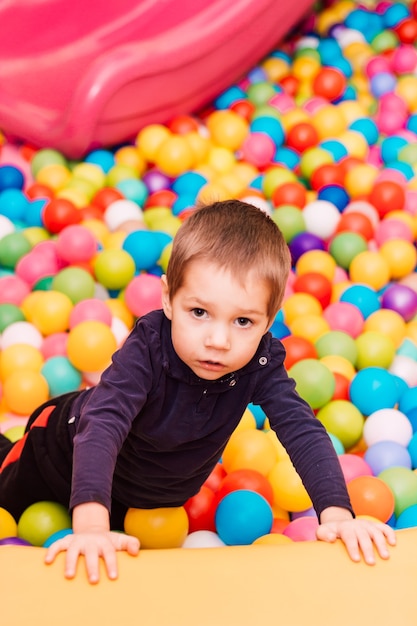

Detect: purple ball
[142,169,172,193]
[289,232,325,263]
[381,284,417,322]
[364,440,412,475]
[0,536,32,546]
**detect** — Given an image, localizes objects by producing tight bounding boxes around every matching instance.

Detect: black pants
[0,392,128,529]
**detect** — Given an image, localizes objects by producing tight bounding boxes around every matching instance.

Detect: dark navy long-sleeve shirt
[68,309,352,518]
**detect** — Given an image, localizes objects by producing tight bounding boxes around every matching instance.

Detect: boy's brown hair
[165,200,291,324]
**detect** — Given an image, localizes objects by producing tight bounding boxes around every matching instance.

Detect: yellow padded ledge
[0,529,415,626]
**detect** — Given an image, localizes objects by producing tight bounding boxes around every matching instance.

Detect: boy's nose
[205,324,231,350]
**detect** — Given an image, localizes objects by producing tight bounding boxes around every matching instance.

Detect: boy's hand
[316,507,396,565]
[44,529,140,584]
[44,501,140,583]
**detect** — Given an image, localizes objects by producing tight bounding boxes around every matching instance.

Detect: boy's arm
[44,502,140,583]
[317,506,396,564]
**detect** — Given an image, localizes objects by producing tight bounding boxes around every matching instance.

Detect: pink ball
[323,302,364,338]
[338,453,373,483]
[0,275,30,305]
[56,225,98,264]
[269,92,295,113]
[375,110,407,135]
[374,219,413,245]
[69,298,112,328]
[376,169,407,185]
[391,45,417,74]
[283,517,319,541]
[124,274,162,317]
[41,332,69,359]
[241,132,275,168]
[15,249,60,287]
[405,190,417,215]
[365,56,391,78]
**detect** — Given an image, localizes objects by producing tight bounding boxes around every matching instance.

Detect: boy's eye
[236,317,252,328]
[191,308,207,318]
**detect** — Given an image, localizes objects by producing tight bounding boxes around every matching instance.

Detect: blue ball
[396,504,417,530]
[269,320,290,339]
[380,135,408,164]
[340,284,380,319]
[364,440,412,475]
[349,118,379,146]
[399,387,417,416]
[214,85,247,109]
[0,165,25,191]
[43,528,73,548]
[122,230,164,271]
[85,149,115,173]
[349,367,399,416]
[41,356,82,397]
[250,116,284,147]
[172,171,207,197]
[370,72,397,98]
[273,147,300,170]
[0,189,29,222]
[318,184,350,211]
[116,178,148,206]
[382,2,410,28]
[320,140,348,162]
[247,403,267,429]
[215,490,273,545]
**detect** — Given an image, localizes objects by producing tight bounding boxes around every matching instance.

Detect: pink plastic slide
[0,0,314,158]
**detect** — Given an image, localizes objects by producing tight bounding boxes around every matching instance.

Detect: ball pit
[2,0,417,618]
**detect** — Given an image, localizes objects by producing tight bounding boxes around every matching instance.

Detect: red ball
[271,517,290,533]
[292,272,333,308]
[25,182,55,201]
[184,485,217,533]
[42,198,81,233]
[281,335,318,369]
[215,469,274,506]
[313,67,347,101]
[279,75,299,97]
[168,115,200,134]
[335,211,375,241]
[92,187,124,213]
[395,17,417,43]
[332,372,351,400]
[144,189,177,209]
[271,181,307,208]
[286,122,319,152]
[203,463,227,492]
[230,99,256,121]
[368,180,406,217]
[310,163,345,190]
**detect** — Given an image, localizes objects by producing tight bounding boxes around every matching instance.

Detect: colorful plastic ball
[0,343,44,379]
[69,298,112,329]
[302,200,341,240]
[316,400,364,450]
[368,180,406,217]
[1,321,43,349]
[271,181,307,208]
[364,441,412,476]
[347,476,395,523]
[286,122,319,152]
[338,453,373,483]
[216,469,274,507]
[42,198,81,233]
[66,320,117,373]
[0,232,32,269]
[396,504,417,530]
[0,303,25,332]
[329,232,368,270]
[51,267,95,304]
[364,309,406,349]
[315,330,357,365]
[349,251,390,292]
[122,230,164,272]
[288,314,330,343]
[313,67,347,101]
[253,533,292,545]
[17,501,71,547]
[15,249,60,289]
[123,273,162,317]
[335,211,375,242]
[55,225,98,264]
[363,408,413,447]
[281,335,317,370]
[283,516,319,542]
[288,358,335,410]
[289,232,325,264]
[282,292,322,325]
[292,272,332,309]
[215,489,273,545]
[295,249,336,281]
[41,356,82,397]
[182,530,226,548]
[29,291,73,335]
[93,249,136,291]
[124,506,189,549]
[42,527,74,548]
[378,466,417,517]
[349,367,399,415]
[381,284,417,322]
[0,507,18,539]
[222,429,278,476]
[271,206,305,243]
[339,284,380,320]
[0,164,25,190]
[3,369,49,415]
[355,330,395,370]
[183,486,217,533]
[379,239,417,280]
[268,458,312,512]
[323,302,364,337]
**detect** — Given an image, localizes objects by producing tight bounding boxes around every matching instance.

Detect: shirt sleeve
[253,340,353,519]
[70,319,157,512]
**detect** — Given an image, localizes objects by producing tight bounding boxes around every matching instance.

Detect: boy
[0,200,396,583]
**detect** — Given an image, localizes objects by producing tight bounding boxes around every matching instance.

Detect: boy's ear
[161,275,172,319]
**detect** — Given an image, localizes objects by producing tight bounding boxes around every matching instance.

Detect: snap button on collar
[259,356,268,366]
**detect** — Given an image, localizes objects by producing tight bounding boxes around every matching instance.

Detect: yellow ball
[268,459,312,512]
[234,408,257,433]
[155,136,195,177]
[204,146,236,174]
[0,344,44,381]
[222,429,278,476]
[319,355,356,380]
[0,507,18,539]
[67,320,117,373]
[71,162,106,191]
[105,298,134,330]
[379,239,417,280]
[282,292,323,324]
[206,110,249,151]
[3,370,49,415]
[344,163,379,198]
[253,533,292,545]
[289,314,330,343]
[262,166,297,199]
[30,291,73,335]
[349,251,390,291]
[311,105,347,140]
[355,330,396,369]
[338,130,369,159]
[136,124,171,162]
[36,163,71,191]
[114,146,147,176]
[184,131,211,164]
[364,309,406,348]
[124,506,189,549]
[296,249,337,281]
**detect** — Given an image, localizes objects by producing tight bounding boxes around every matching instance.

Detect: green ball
[0,232,32,269]
[30,149,68,177]
[378,467,417,517]
[247,82,278,106]
[288,358,335,410]
[51,266,95,304]
[329,232,368,270]
[17,501,72,547]
[315,330,358,365]
[316,399,364,450]
[355,331,396,369]
[271,205,306,243]
[0,303,25,332]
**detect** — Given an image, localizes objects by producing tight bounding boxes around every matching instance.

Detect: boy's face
[161,260,271,380]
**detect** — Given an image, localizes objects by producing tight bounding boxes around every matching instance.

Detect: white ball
[0,321,43,350]
[0,214,15,240]
[182,531,226,549]
[104,199,144,231]
[363,408,413,447]
[389,355,417,387]
[302,200,341,239]
[111,317,130,347]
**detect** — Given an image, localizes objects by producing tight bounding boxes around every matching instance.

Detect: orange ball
[222,429,278,476]
[3,370,49,415]
[124,506,189,549]
[347,475,395,522]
